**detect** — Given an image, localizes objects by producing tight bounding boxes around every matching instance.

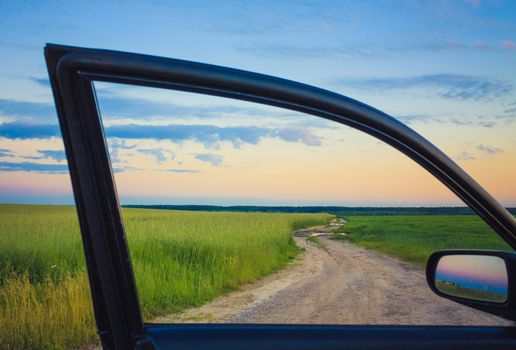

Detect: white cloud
[501,39,515,50]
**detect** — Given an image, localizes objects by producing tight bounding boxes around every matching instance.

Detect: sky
[0,0,515,206]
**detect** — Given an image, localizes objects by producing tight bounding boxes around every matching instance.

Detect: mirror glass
[435,254,508,303]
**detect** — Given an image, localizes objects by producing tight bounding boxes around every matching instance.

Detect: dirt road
[155,223,512,326]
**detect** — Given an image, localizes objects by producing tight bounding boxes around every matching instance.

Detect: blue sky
[0,1,515,205]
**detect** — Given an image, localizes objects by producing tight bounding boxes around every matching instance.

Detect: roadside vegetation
[436,280,506,303]
[337,215,513,267]
[0,204,331,349]
[4,205,514,349]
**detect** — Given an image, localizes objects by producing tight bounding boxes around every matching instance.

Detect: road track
[155,223,513,326]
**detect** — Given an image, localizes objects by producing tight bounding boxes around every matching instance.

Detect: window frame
[45,44,516,350]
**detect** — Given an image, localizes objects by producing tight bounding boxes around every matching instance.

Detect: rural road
[155,222,513,326]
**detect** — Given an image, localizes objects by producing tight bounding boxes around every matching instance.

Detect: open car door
[45,44,516,350]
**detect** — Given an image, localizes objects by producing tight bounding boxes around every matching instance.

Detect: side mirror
[426,250,516,321]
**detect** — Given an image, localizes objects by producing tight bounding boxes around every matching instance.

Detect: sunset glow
[1,1,515,206]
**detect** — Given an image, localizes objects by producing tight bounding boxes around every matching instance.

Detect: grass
[4,206,514,348]
[436,280,506,303]
[0,204,332,349]
[337,215,514,268]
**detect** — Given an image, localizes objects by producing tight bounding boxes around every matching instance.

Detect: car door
[44,43,516,350]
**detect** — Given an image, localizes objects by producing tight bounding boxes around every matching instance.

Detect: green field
[338,215,513,267]
[0,204,331,349]
[2,206,515,349]
[435,280,506,303]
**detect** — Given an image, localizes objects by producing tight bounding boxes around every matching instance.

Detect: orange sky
[2,92,514,207]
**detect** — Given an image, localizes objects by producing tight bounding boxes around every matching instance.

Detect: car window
[93,81,514,326]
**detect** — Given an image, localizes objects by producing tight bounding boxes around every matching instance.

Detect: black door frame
[45,44,516,350]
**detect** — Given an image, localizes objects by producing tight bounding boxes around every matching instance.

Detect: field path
[155,221,513,325]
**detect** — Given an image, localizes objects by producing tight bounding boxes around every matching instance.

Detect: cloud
[168,169,200,173]
[0,160,197,174]
[104,124,269,148]
[501,39,515,50]
[12,80,327,133]
[237,44,383,59]
[0,121,60,139]
[104,124,322,148]
[7,81,275,123]
[109,138,136,150]
[456,151,475,161]
[0,149,13,157]
[393,113,504,128]
[476,143,503,154]
[0,121,323,170]
[464,0,480,8]
[471,41,496,50]
[0,99,56,120]
[0,144,199,174]
[37,150,66,161]
[115,165,199,174]
[30,77,51,87]
[237,39,507,59]
[32,77,191,119]
[275,128,322,146]
[0,161,68,173]
[0,121,270,147]
[505,101,516,114]
[95,89,276,121]
[339,74,512,101]
[477,120,496,128]
[138,148,173,163]
[395,115,436,125]
[195,153,224,166]
[0,148,66,161]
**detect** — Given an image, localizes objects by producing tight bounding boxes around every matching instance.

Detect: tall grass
[0,204,331,349]
[125,209,331,316]
[0,272,96,349]
[340,215,513,267]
